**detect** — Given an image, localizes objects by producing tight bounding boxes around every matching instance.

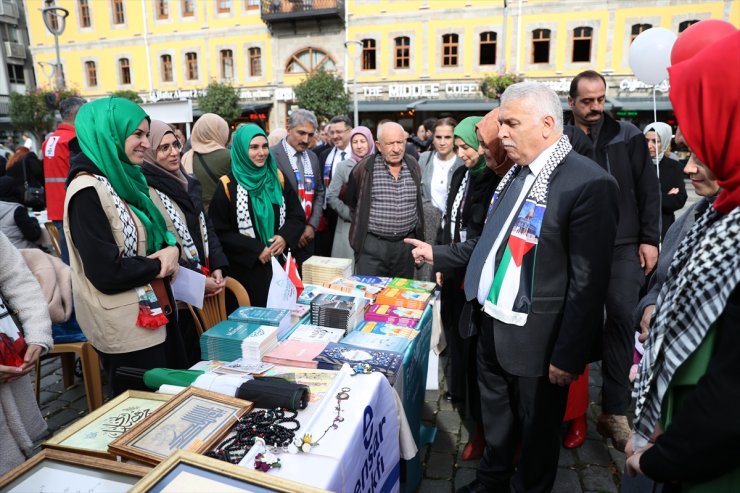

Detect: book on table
[364,304,423,328]
[312,342,404,383]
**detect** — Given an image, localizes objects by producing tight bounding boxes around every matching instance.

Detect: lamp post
[41,3,69,90]
[344,40,363,126]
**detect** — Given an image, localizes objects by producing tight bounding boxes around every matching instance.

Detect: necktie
[340,151,346,161]
[463,167,530,301]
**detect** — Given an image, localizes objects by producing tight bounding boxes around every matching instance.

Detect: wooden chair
[44,222,62,258]
[35,341,104,412]
[188,276,251,336]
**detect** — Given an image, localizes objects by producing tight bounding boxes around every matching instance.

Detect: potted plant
[480,72,523,100]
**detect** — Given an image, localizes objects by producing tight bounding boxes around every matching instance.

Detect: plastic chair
[188,276,251,336]
[35,341,104,412]
[44,222,62,258]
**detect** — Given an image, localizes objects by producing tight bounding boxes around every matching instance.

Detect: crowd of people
[0,27,738,492]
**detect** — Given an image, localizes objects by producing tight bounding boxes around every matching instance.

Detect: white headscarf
[644,122,673,165]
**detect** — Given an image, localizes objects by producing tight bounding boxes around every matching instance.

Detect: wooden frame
[249,46,262,77]
[119,57,132,84]
[78,0,92,28]
[531,28,551,64]
[131,450,331,493]
[441,33,459,67]
[182,0,195,17]
[361,38,376,70]
[161,54,173,82]
[85,60,98,86]
[108,387,253,465]
[44,390,172,459]
[479,30,497,66]
[394,36,410,69]
[0,449,149,491]
[571,26,593,63]
[630,23,652,43]
[112,0,125,24]
[220,49,234,79]
[185,51,198,80]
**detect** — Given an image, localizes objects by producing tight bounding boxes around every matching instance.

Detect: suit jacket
[270,142,325,231]
[433,149,620,377]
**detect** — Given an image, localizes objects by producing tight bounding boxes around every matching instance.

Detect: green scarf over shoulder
[230,124,283,245]
[75,97,176,254]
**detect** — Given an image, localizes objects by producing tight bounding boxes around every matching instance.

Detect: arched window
[362,39,376,70]
[479,31,497,66]
[572,26,593,63]
[185,52,198,80]
[532,29,551,64]
[394,36,410,69]
[630,23,652,43]
[85,61,97,87]
[249,47,262,77]
[119,58,131,84]
[285,47,336,74]
[678,20,699,33]
[161,54,173,82]
[220,49,234,79]
[442,33,459,67]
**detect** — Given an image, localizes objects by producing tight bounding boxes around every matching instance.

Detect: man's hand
[639,305,655,343]
[639,244,658,275]
[297,225,315,248]
[147,246,180,279]
[268,235,287,257]
[548,364,576,386]
[204,269,225,297]
[404,238,433,265]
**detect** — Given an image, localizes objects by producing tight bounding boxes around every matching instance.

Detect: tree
[293,69,350,123]
[197,81,241,122]
[111,89,143,103]
[9,91,57,139]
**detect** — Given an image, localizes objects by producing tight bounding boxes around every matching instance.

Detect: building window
[249,47,262,77]
[286,47,336,74]
[1,23,19,43]
[572,26,592,63]
[161,54,173,82]
[185,52,198,80]
[7,64,24,84]
[630,23,652,43]
[119,58,131,84]
[441,33,459,67]
[245,0,259,9]
[45,0,59,31]
[678,20,699,33]
[79,0,91,27]
[394,36,410,69]
[361,39,376,70]
[218,0,231,13]
[220,49,234,79]
[156,0,168,19]
[85,61,97,86]
[479,31,497,66]
[112,0,125,24]
[532,29,551,64]
[182,0,195,17]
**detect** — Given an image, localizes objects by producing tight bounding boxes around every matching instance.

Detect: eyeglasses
[157,140,182,154]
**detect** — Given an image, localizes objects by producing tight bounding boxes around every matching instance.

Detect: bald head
[376,122,406,165]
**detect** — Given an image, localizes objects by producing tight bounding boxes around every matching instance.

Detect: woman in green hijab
[210,124,305,308]
[436,115,499,461]
[64,97,188,397]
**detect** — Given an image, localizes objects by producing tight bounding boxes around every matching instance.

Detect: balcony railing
[0,94,10,117]
[261,0,344,24]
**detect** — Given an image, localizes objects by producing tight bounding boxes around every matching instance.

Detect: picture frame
[130,450,330,493]
[44,390,173,459]
[108,387,253,465]
[0,449,150,492]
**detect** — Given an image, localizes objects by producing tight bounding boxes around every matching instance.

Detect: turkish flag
[284,250,304,298]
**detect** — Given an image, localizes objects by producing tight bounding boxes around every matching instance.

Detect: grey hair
[500,81,563,133]
[60,97,86,122]
[377,121,404,141]
[287,108,318,130]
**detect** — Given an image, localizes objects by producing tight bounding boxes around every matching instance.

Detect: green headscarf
[454,116,486,173]
[75,97,176,254]
[231,124,283,245]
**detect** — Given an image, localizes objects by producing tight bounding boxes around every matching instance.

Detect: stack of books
[323,277,383,301]
[262,340,328,369]
[341,330,412,354]
[228,306,292,340]
[351,275,392,287]
[354,320,419,340]
[241,325,279,361]
[364,304,424,328]
[375,287,432,310]
[199,320,262,362]
[310,293,368,332]
[288,324,346,343]
[302,256,353,285]
[386,277,437,293]
[312,342,404,383]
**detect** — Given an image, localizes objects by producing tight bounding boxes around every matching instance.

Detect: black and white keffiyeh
[633,205,740,451]
[446,171,469,243]
[155,190,208,269]
[95,175,137,256]
[236,184,285,240]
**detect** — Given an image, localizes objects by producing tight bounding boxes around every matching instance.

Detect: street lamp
[41,2,69,90]
[344,40,363,126]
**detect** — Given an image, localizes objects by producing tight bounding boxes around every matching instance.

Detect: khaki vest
[64,174,166,354]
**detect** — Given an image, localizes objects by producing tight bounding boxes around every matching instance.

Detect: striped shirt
[367,154,418,238]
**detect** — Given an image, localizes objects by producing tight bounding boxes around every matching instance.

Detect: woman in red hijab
[626,31,740,489]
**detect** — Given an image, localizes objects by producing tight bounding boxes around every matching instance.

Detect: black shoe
[443,391,463,403]
[456,480,492,493]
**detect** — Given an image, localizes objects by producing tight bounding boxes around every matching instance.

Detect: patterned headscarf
[349,126,375,164]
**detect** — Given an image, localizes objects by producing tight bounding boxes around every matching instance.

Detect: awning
[608,97,672,111]
[192,102,272,118]
[411,99,497,112]
[356,100,416,112]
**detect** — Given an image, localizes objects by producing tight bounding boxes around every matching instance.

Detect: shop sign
[535,78,571,94]
[275,88,295,101]
[147,89,205,103]
[362,83,480,99]
[619,78,670,93]
[239,89,272,100]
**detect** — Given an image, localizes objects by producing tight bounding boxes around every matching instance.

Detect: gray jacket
[419,151,464,204]
[271,142,325,230]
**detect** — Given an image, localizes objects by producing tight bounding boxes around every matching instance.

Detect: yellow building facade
[25,0,739,130]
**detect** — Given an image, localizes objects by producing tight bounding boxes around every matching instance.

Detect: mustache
[501,140,516,148]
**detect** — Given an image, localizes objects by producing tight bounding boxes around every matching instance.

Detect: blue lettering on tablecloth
[355,405,388,493]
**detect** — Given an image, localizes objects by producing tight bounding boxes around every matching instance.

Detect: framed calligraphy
[44,390,172,459]
[130,450,330,493]
[108,387,253,465]
[0,449,150,492]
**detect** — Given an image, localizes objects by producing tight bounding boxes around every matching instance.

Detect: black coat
[433,149,620,377]
[657,156,688,240]
[209,172,305,307]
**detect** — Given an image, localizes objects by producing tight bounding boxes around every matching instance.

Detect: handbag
[0,291,27,367]
[22,158,45,210]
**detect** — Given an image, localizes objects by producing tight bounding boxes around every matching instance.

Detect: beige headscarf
[475,108,514,177]
[181,113,230,174]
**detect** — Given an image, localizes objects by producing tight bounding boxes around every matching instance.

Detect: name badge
[459,228,467,243]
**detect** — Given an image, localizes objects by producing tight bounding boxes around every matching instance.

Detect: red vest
[42,123,76,220]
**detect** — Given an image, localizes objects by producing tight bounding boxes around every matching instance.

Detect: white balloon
[629,27,677,85]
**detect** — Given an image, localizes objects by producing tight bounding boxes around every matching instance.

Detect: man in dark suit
[406,82,619,493]
[271,108,325,266]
